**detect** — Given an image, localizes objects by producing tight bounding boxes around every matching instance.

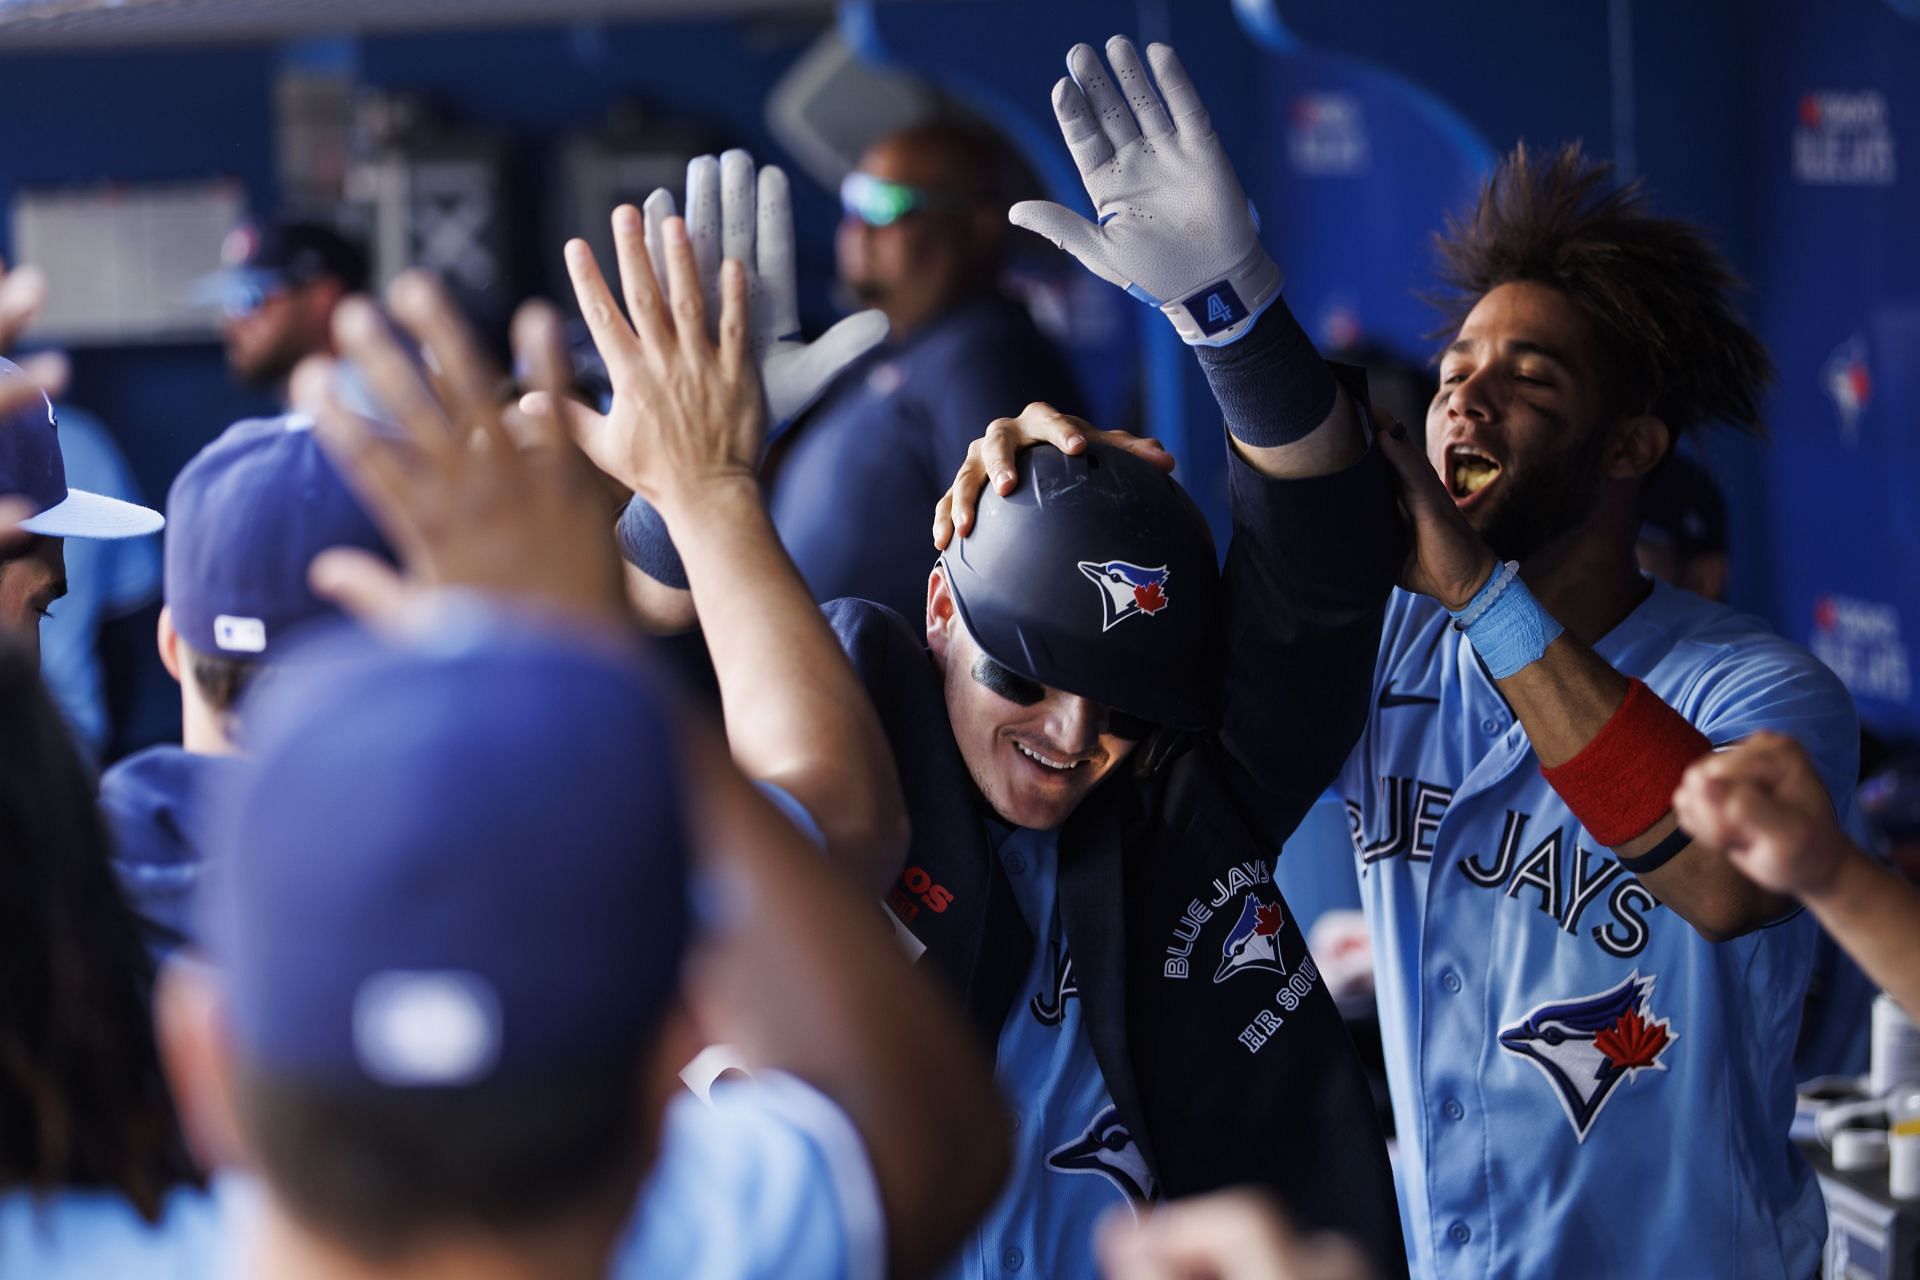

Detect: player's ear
[1607,414,1670,481]
[156,604,183,683]
[926,565,958,659]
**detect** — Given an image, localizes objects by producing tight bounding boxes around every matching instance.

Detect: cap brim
[189,266,284,315]
[18,488,164,538]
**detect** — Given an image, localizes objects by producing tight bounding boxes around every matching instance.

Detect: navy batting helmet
[940,442,1220,732]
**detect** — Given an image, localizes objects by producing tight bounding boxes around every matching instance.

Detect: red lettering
[902,866,932,894]
[923,885,954,913]
[887,887,920,923]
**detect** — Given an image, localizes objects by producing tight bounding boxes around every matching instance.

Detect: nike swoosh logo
[1378,685,1440,709]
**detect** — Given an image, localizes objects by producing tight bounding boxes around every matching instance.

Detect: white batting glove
[1011,37,1282,347]
[642,150,889,425]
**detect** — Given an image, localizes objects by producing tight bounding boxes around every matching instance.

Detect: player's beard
[1471,421,1612,564]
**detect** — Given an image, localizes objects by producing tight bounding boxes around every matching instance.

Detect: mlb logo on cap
[164,413,393,659]
[0,359,163,539]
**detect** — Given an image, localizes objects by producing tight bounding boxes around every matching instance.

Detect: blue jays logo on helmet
[1076,559,1171,633]
[1497,971,1676,1142]
[1047,1106,1159,1203]
[1213,893,1287,984]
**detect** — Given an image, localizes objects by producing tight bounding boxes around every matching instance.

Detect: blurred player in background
[197,219,370,408]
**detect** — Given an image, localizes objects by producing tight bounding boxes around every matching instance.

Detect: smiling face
[1426,281,1622,564]
[926,568,1140,831]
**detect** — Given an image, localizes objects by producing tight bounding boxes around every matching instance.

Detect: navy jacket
[830,435,1409,1276]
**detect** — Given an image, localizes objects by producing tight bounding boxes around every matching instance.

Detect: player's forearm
[1500,636,1790,937]
[1194,303,1364,479]
[1801,844,1920,1021]
[684,738,1008,1278]
[664,480,909,891]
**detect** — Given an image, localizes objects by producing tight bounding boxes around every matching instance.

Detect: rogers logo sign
[1793,91,1897,186]
[1811,594,1912,704]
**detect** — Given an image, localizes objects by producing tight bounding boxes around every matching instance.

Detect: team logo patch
[1497,971,1676,1142]
[1213,893,1287,984]
[1077,559,1170,631]
[1047,1106,1158,1201]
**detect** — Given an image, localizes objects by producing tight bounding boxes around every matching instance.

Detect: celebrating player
[568,41,1408,1278]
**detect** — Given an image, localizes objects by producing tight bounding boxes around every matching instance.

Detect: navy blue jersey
[764,294,1081,623]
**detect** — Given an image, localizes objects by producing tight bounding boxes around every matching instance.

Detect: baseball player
[1330,148,1856,1274]
[146,270,1007,1280]
[97,412,393,955]
[0,359,162,670]
[154,615,1004,1280]
[576,40,1409,1279]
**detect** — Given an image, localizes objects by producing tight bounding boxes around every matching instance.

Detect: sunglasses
[971,653,1158,742]
[839,171,970,228]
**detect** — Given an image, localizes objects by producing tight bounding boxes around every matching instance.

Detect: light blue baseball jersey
[3,1073,882,1279]
[1338,580,1857,1278]
[937,823,1150,1280]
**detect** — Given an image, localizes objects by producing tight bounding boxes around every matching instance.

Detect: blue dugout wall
[0,1,1914,742]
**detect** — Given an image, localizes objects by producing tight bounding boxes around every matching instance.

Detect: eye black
[972,655,1046,706]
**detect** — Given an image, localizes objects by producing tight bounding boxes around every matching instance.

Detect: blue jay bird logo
[1047,1106,1158,1202]
[1077,560,1171,632]
[1497,971,1676,1142]
[1213,893,1287,984]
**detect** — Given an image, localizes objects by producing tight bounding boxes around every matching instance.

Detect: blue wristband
[616,496,689,590]
[1448,560,1564,679]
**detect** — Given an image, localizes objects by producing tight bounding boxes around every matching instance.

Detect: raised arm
[553,153,907,891]
[1675,732,1920,1017]
[678,721,1008,1279]
[1008,37,1365,479]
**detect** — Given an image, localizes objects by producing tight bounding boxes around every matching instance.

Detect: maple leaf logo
[1133,581,1168,615]
[1594,1007,1670,1072]
[1254,902,1283,937]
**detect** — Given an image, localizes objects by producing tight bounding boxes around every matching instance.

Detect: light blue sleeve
[1677,633,1861,816]
[611,1070,885,1280]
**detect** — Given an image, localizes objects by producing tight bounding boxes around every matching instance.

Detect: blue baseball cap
[164,414,393,659]
[0,359,163,538]
[192,220,371,319]
[201,612,692,1087]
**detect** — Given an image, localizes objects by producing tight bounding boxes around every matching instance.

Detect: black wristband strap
[1617,825,1692,876]
[1193,302,1337,448]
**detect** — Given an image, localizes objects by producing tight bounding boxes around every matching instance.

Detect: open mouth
[1446,443,1502,503]
[1014,740,1083,775]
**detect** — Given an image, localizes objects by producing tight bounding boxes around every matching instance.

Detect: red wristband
[1538,678,1712,848]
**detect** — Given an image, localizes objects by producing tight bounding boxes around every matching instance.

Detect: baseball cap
[0,359,164,538]
[1638,452,1728,560]
[940,442,1221,731]
[201,613,692,1087]
[164,413,393,659]
[192,220,370,319]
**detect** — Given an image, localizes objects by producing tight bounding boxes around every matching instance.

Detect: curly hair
[1429,142,1772,437]
[0,637,200,1219]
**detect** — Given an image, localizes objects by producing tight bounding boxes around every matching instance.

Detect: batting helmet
[940,442,1220,732]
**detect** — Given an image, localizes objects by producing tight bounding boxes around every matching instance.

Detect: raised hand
[297,272,629,630]
[1671,731,1853,899]
[1375,418,1501,611]
[557,199,762,519]
[932,403,1174,548]
[638,150,888,427]
[1010,37,1282,347]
